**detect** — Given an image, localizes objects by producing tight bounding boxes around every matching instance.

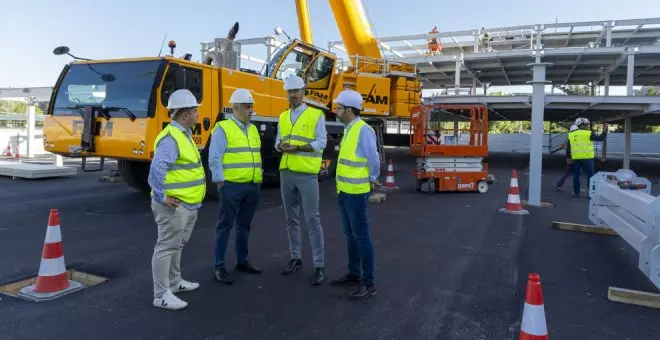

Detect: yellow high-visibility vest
[152,124,206,205]
[568,130,594,160]
[212,119,263,183]
[336,119,372,195]
[278,107,323,174]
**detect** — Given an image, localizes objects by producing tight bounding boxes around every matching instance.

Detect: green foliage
[555,85,598,96]
[0,100,46,114]
[0,100,27,113]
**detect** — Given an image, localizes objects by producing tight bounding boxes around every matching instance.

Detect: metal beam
[0,87,53,101]
[498,58,511,85]
[622,24,644,45]
[565,27,574,47]
[563,54,583,84]
[594,53,627,84]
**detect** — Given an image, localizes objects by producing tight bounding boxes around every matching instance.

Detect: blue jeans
[214,182,260,269]
[555,161,573,188]
[338,192,375,286]
[572,159,595,196]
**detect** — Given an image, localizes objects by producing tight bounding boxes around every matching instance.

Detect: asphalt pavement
[1,151,660,339]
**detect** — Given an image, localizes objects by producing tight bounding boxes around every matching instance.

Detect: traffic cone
[499,169,529,215]
[18,209,83,301]
[382,159,399,190]
[519,273,548,340]
[5,143,12,157]
[13,143,19,159]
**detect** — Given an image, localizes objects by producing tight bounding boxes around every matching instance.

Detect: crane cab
[264,39,339,113]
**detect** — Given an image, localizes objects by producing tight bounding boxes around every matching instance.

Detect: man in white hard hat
[209,88,264,284]
[568,117,607,198]
[148,89,206,310]
[276,74,328,285]
[330,89,381,300]
[554,124,578,191]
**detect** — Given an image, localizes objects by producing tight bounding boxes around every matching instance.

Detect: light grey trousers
[280,170,325,268]
[151,200,198,299]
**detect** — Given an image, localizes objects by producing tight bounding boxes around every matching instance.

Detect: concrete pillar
[471,77,477,95]
[606,22,612,47]
[26,98,36,158]
[454,59,461,95]
[602,73,610,161]
[526,61,552,207]
[623,48,635,169]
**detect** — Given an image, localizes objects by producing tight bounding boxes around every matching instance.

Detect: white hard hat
[333,89,363,110]
[167,89,200,110]
[569,124,578,132]
[283,74,305,90]
[229,88,254,104]
[574,117,589,126]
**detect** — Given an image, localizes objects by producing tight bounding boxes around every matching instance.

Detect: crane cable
[359,0,388,59]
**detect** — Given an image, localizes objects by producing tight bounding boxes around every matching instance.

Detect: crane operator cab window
[51,60,162,118]
[305,55,334,90]
[160,63,203,108]
[274,47,313,81]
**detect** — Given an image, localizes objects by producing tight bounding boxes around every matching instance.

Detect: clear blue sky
[1,0,656,93]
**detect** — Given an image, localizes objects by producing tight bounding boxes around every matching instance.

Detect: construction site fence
[589,169,660,290]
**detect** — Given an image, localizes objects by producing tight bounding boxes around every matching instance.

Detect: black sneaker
[349,284,377,300]
[282,259,303,275]
[331,274,361,285]
[235,262,263,274]
[311,268,326,285]
[214,268,233,284]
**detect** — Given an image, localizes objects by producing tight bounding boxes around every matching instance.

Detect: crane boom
[295,0,314,44]
[328,0,382,61]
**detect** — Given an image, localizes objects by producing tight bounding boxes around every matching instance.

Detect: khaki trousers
[151,199,198,298]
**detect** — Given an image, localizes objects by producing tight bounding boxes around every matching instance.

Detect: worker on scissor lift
[428,26,442,55]
[568,117,608,198]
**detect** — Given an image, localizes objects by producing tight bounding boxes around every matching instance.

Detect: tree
[0,100,27,113]
[554,85,598,96]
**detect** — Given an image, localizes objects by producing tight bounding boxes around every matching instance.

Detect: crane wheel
[117,160,150,193]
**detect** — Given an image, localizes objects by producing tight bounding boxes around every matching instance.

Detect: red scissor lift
[409,104,489,193]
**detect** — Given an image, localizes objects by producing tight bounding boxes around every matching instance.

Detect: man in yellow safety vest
[209,88,263,284]
[568,117,607,198]
[330,89,381,300]
[277,74,328,285]
[148,89,206,310]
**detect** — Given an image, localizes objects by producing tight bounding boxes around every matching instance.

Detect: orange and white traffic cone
[519,273,548,340]
[18,209,83,301]
[382,159,399,190]
[5,143,12,157]
[13,143,20,160]
[499,169,529,215]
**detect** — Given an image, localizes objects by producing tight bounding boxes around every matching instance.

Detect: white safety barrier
[589,169,660,289]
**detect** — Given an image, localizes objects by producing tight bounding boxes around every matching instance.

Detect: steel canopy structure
[331,17,660,207]
[424,94,660,124]
[0,87,54,101]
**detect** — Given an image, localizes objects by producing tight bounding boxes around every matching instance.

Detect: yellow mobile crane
[43,0,421,198]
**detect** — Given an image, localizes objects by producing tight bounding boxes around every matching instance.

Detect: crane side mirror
[53,46,70,56]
